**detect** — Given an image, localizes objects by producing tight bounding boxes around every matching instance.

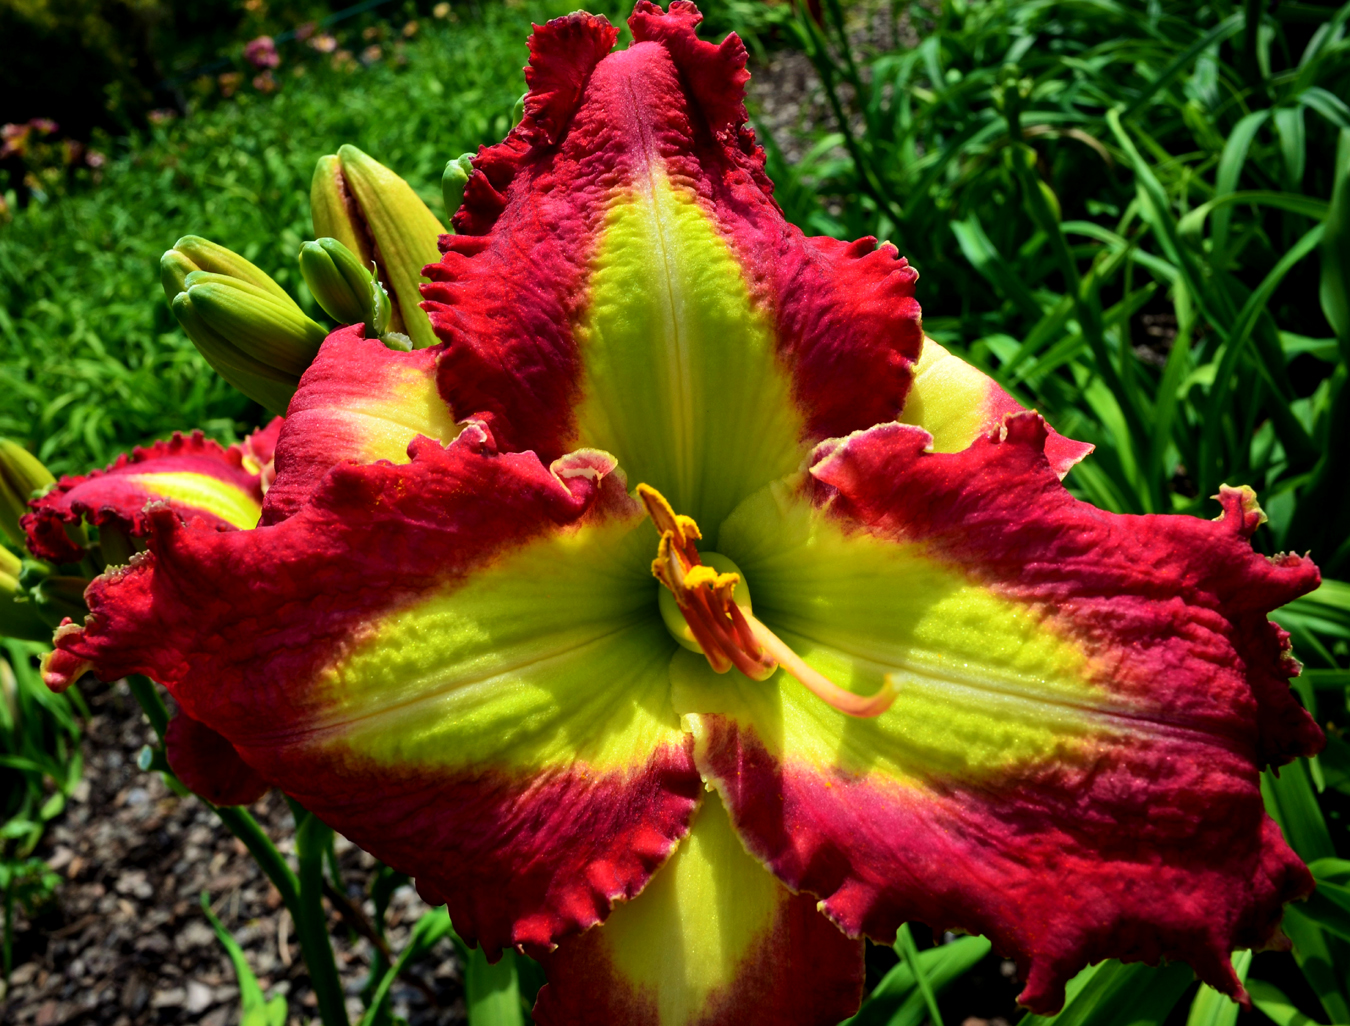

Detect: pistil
[637,483,898,718]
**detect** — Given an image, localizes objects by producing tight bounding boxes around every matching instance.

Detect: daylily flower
[38,3,1323,1022]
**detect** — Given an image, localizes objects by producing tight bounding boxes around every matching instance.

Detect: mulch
[0,676,466,1026]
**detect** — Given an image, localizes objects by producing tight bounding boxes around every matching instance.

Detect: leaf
[199,891,283,1026]
[1247,979,1322,1026]
[1016,960,1194,1026]
[845,935,993,1026]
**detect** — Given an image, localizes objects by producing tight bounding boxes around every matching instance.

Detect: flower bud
[181,271,326,377]
[0,556,49,642]
[170,291,302,414]
[442,153,474,221]
[298,238,390,335]
[0,439,55,548]
[160,248,198,303]
[312,146,445,350]
[168,235,295,306]
[310,154,374,268]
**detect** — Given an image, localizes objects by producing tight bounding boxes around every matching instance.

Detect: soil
[0,676,466,1026]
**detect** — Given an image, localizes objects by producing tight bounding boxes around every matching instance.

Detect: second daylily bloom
[40,4,1322,1023]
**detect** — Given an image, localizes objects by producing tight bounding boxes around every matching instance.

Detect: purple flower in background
[244,36,280,70]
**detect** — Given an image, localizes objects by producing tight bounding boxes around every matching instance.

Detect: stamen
[637,482,899,718]
[746,615,899,719]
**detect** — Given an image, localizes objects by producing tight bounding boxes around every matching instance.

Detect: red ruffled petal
[682,414,1321,1013]
[51,425,700,956]
[165,710,270,807]
[262,326,458,524]
[422,6,922,463]
[22,431,267,563]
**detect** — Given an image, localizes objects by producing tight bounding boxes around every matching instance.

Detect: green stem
[215,806,300,917]
[295,807,350,1026]
[126,674,168,741]
[896,923,944,1026]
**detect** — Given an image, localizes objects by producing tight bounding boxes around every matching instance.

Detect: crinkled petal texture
[51,426,702,956]
[535,791,863,1026]
[262,326,460,523]
[672,413,1321,1013]
[23,427,277,563]
[898,339,1091,478]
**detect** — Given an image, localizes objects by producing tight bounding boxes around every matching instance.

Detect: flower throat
[637,483,898,718]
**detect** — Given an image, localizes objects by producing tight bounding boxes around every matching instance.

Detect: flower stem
[294,803,350,1026]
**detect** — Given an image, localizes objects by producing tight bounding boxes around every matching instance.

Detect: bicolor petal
[262,326,460,523]
[534,790,863,1026]
[48,427,700,955]
[423,3,923,528]
[23,430,269,563]
[898,338,1092,478]
[673,413,1321,1013]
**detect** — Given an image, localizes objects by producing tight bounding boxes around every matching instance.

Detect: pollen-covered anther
[637,483,899,718]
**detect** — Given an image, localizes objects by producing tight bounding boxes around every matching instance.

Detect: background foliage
[2,0,1350,1024]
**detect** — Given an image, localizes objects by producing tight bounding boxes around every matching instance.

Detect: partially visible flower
[432,2,451,17]
[295,21,317,41]
[331,49,355,71]
[310,32,338,53]
[244,35,280,69]
[218,72,242,97]
[147,108,177,126]
[28,118,57,136]
[1,122,30,158]
[21,423,281,566]
[360,44,383,64]
[253,70,278,93]
[403,20,419,37]
[85,150,105,169]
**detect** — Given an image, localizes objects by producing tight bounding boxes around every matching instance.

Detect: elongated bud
[170,236,294,306]
[311,154,374,268]
[0,439,55,548]
[325,145,445,349]
[161,249,199,303]
[299,238,391,335]
[0,561,50,642]
[442,153,474,221]
[182,272,326,377]
[170,292,301,414]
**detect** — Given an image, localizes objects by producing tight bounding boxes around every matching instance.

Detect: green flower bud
[512,91,527,128]
[0,562,49,642]
[0,439,55,549]
[313,145,446,350]
[170,235,294,306]
[161,249,199,303]
[442,153,474,222]
[171,291,302,414]
[311,154,375,269]
[182,273,326,377]
[299,238,391,336]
